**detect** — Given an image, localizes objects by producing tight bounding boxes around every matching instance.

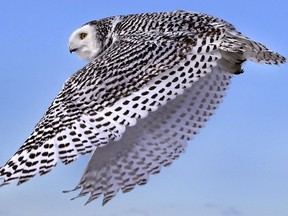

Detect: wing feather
[0,26,225,186]
[65,67,232,205]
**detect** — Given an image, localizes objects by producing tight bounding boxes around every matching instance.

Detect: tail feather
[236,36,286,64]
[218,30,286,74]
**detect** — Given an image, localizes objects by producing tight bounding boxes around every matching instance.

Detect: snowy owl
[0,10,285,205]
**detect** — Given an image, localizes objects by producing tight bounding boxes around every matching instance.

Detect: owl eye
[80,33,87,40]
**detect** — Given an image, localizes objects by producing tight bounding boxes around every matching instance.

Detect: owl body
[0,10,285,205]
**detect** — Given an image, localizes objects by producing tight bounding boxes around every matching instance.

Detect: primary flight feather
[0,10,285,205]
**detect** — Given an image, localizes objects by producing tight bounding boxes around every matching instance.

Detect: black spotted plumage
[0,10,285,204]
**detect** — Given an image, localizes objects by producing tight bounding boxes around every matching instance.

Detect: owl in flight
[0,10,285,205]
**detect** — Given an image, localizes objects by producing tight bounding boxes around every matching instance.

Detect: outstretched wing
[66,66,232,205]
[0,27,224,186]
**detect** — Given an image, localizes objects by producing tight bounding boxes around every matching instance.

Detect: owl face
[68,24,102,61]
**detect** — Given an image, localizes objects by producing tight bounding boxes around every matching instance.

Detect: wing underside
[66,66,232,205]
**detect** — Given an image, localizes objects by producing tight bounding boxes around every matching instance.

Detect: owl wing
[0,28,225,186]
[66,66,232,205]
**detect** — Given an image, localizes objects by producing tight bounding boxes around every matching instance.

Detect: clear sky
[0,1,287,216]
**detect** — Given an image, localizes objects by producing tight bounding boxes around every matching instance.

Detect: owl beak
[69,44,78,53]
[69,47,78,53]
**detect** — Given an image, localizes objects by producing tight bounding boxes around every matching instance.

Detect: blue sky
[0,1,287,216]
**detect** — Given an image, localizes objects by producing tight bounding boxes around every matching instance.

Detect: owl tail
[218,32,286,74]
[238,36,286,65]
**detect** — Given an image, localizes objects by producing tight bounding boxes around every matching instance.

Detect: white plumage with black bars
[0,10,285,205]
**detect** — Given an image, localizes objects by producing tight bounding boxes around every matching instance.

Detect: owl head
[68,24,102,61]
